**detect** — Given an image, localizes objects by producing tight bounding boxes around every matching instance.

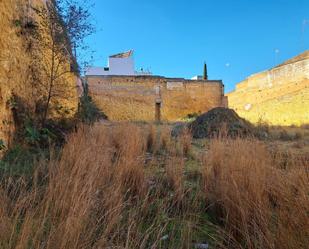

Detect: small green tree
[32,0,94,127]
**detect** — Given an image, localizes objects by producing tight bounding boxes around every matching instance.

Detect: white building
[86,50,152,76]
[191,75,204,80]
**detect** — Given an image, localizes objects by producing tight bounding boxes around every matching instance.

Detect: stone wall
[87,76,225,121]
[227,51,309,125]
[245,59,309,90]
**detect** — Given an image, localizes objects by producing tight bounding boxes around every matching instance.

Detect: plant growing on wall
[0,139,6,151]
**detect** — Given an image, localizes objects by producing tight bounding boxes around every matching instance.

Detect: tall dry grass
[0,123,308,249]
[203,138,309,249]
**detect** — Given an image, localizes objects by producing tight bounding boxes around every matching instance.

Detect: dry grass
[166,155,184,201]
[0,123,308,249]
[203,138,308,249]
[179,127,192,157]
[265,125,309,156]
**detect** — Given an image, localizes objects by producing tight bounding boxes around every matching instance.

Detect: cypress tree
[203,62,208,80]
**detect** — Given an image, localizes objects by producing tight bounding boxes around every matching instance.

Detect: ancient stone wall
[245,59,309,90]
[87,76,225,121]
[227,52,309,125]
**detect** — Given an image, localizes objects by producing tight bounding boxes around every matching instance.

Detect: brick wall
[87,76,225,121]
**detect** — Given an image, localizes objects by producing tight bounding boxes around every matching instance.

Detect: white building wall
[108,57,135,75]
[86,67,107,75]
[85,52,152,76]
[86,57,135,76]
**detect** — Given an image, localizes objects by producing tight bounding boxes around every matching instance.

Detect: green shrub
[25,124,41,145]
[187,112,200,119]
[12,19,22,27]
[0,139,6,151]
[279,130,294,141]
[77,85,107,124]
[294,132,303,140]
[0,145,38,177]
[278,130,303,141]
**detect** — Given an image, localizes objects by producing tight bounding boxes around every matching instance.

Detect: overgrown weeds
[203,138,308,248]
[0,123,307,249]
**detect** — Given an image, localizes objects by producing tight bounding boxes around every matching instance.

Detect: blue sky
[84,0,309,92]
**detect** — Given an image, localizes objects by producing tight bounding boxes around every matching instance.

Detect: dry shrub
[159,125,172,151]
[146,124,172,154]
[112,123,147,197]
[294,131,303,140]
[292,141,306,149]
[279,129,294,141]
[146,123,157,153]
[300,123,309,129]
[203,138,309,249]
[179,127,192,156]
[166,155,184,200]
[0,190,11,243]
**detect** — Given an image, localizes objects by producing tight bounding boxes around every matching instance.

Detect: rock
[194,243,209,249]
[160,235,169,241]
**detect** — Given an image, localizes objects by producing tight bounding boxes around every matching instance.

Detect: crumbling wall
[87,76,225,121]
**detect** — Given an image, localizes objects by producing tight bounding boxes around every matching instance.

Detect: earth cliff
[0,0,78,150]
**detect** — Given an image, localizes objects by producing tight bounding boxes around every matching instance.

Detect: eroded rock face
[0,0,78,151]
[0,0,23,148]
[227,51,309,126]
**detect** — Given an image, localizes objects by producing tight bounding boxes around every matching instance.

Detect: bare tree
[57,0,95,64]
